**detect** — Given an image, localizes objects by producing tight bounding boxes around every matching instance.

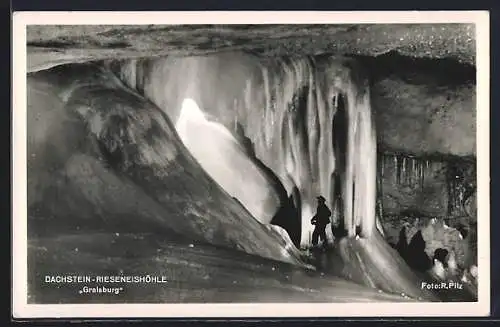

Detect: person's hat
[316,195,326,202]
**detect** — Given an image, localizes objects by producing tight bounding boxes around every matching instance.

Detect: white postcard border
[12,10,491,318]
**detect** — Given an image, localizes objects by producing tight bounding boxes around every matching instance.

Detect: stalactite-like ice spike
[402,156,406,178]
[381,154,385,177]
[419,159,424,188]
[395,155,400,184]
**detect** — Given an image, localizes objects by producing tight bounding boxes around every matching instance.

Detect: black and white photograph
[12,11,490,318]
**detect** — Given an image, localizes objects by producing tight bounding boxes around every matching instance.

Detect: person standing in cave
[311,196,332,248]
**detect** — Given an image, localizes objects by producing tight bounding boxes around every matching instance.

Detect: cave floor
[28,232,426,304]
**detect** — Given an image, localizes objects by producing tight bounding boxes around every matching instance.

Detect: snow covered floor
[28,233,420,304]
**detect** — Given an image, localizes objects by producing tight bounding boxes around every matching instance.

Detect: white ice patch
[175,98,280,223]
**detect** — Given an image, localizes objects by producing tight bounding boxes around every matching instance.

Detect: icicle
[394,155,401,184]
[416,159,422,185]
[447,164,456,216]
[376,154,385,234]
[405,159,409,185]
[407,157,412,186]
[458,187,464,210]
[415,159,418,183]
[262,66,276,149]
[394,155,398,183]
[402,157,406,183]
[411,158,416,187]
[408,159,412,186]
[420,159,424,188]
[381,154,385,178]
[415,158,419,187]
[453,178,458,214]
[406,156,410,184]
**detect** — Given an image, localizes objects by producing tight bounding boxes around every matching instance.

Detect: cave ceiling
[27,24,475,70]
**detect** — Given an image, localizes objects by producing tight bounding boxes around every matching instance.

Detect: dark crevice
[28,40,80,49]
[351,51,476,86]
[331,93,348,236]
[28,40,132,50]
[397,229,432,273]
[270,187,302,248]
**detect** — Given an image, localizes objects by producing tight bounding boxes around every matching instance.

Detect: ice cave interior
[25,24,478,303]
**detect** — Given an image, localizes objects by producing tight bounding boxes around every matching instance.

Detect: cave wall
[378,154,449,217]
[377,153,476,219]
[366,54,477,257]
[367,54,476,157]
[373,78,476,157]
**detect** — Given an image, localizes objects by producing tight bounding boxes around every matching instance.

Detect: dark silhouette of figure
[433,248,449,268]
[311,196,332,247]
[396,226,409,258]
[406,230,432,272]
